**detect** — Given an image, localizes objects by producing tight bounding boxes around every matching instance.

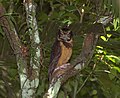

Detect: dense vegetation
[0,0,120,98]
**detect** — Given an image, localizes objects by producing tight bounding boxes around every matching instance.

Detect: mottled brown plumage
[49,27,73,81]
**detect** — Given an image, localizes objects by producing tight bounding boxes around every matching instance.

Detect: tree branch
[0,4,21,55]
[0,1,41,97]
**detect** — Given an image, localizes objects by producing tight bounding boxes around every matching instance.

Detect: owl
[48,27,73,81]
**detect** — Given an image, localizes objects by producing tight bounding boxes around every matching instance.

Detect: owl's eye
[67,33,70,37]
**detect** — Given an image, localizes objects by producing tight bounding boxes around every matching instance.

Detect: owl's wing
[48,40,61,80]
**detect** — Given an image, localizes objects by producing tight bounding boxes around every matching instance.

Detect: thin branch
[76,64,96,94]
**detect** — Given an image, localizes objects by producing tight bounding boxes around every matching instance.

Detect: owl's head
[57,27,73,42]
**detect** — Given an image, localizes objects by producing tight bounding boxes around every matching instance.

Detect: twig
[76,64,96,94]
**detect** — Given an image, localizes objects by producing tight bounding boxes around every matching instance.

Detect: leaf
[0,26,4,36]
[108,0,112,10]
[64,81,72,92]
[58,91,64,98]
[65,5,76,12]
[63,13,78,21]
[96,46,103,49]
[109,68,117,80]
[113,66,120,73]
[107,34,112,38]
[106,55,120,64]
[53,3,61,9]
[113,18,120,31]
[100,36,107,41]
[38,12,48,24]
[36,79,47,96]
[98,73,113,89]
[8,68,18,78]
[49,12,59,20]
[91,90,97,95]
[0,60,4,66]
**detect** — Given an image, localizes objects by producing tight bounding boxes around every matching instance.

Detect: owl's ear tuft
[59,29,63,34]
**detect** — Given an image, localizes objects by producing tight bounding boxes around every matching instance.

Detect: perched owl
[49,27,73,81]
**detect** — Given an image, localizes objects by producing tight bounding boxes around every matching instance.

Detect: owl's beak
[62,35,71,42]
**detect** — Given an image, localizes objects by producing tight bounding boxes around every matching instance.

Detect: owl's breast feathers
[57,39,73,66]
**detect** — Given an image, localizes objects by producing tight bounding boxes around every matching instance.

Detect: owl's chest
[57,42,72,66]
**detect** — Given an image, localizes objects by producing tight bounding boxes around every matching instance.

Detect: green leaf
[113,66,120,73]
[113,18,119,31]
[96,46,103,49]
[91,90,97,95]
[49,12,59,20]
[0,26,4,36]
[36,79,47,96]
[8,68,18,78]
[58,91,65,98]
[38,12,48,24]
[100,36,107,41]
[106,55,120,64]
[65,5,76,12]
[63,13,78,21]
[109,68,117,80]
[0,60,4,65]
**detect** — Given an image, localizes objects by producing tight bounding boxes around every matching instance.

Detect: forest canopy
[0,0,120,98]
